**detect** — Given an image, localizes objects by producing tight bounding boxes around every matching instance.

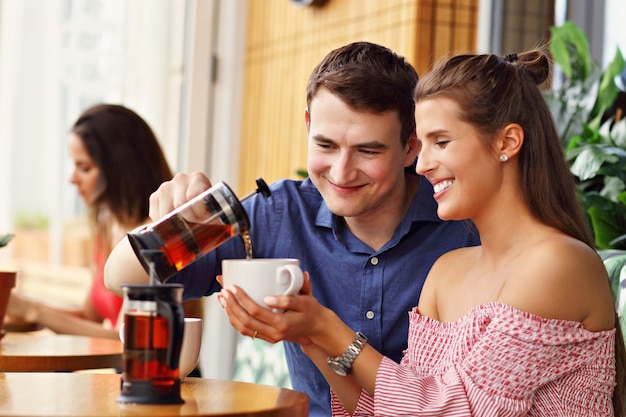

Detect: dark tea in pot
[118,284,185,404]
[128,178,270,283]
[123,312,178,382]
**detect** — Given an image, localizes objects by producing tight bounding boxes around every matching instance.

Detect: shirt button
[370,257,379,265]
[366,311,375,320]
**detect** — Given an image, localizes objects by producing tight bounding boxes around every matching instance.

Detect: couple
[105,42,624,416]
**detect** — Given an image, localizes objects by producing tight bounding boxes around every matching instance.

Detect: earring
[499,155,508,162]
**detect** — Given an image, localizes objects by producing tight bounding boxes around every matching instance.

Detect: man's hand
[148,171,213,221]
[217,272,322,346]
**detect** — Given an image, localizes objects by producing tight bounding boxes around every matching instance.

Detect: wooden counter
[0,372,309,416]
[0,329,122,371]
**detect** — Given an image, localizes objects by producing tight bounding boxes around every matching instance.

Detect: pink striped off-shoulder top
[332,302,616,417]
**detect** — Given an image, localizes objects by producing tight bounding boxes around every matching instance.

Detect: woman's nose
[68,170,78,185]
[415,149,432,175]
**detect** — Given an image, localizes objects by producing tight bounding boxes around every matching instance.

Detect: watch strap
[327,332,367,375]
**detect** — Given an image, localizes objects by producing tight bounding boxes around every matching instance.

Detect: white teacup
[221,258,303,313]
[119,317,203,379]
[178,317,202,378]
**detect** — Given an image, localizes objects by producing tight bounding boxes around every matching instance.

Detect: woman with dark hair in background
[8,104,203,339]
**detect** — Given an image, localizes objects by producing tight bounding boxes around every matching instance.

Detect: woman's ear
[499,123,524,160]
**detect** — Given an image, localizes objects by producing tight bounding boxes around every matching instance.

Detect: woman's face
[68,133,100,206]
[415,97,501,221]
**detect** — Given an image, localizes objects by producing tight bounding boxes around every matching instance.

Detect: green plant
[0,234,14,249]
[545,21,626,249]
[14,212,49,229]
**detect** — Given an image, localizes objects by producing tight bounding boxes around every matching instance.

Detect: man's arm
[104,171,214,295]
[104,236,149,295]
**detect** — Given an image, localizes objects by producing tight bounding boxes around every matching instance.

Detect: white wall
[0,0,63,258]
[603,0,626,69]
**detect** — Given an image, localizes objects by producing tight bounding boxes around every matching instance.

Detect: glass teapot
[128,178,270,283]
[117,283,185,404]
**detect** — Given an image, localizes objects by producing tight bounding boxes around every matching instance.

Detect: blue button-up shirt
[172,176,480,417]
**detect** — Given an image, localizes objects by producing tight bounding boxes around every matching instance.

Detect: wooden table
[0,329,123,371]
[0,372,309,416]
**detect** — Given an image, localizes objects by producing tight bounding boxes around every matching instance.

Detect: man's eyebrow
[358,141,388,149]
[311,134,334,144]
[312,135,388,149]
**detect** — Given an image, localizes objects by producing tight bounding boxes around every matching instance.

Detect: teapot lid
[122,283,183,299]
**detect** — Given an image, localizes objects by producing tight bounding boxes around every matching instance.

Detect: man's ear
[404,132,419,167]
[499,123,524,160]
[304,107,311,133]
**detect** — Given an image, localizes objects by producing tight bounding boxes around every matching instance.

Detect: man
[105,41,479,417]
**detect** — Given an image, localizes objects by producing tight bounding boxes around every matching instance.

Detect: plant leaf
[570,145,618,180]
[549,21,592,80]
[591,48,625,119]
[618,190,626,206]
[587,205,623,249]
[601,176,626,201]
[612,118,626,148]
[0,233,14,248]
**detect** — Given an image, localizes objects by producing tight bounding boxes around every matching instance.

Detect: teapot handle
[157,299,185,370]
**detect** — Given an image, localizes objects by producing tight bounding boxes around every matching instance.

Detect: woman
[8,104,183,339]
[218,49,626,416]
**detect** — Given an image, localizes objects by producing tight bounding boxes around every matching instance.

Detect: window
[0,0,186,264]
[490,0,555,55]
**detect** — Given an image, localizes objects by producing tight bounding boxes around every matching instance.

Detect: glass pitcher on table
[117,283,185,404]
[127,178,270,284]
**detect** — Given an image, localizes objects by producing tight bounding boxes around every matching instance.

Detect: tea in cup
[221,259,303,312]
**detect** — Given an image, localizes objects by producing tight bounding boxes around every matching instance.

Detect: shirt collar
[314,175,443,244]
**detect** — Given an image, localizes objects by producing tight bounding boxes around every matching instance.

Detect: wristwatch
[327,332,368,376]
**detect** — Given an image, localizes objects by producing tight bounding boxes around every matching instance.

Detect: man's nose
[330,152,356,183]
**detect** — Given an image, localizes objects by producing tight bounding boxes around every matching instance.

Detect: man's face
[306,88,417,221]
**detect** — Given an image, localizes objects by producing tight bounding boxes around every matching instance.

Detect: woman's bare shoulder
[418,247,480,319]
[426,247,479,283]
[500,236,614,330]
